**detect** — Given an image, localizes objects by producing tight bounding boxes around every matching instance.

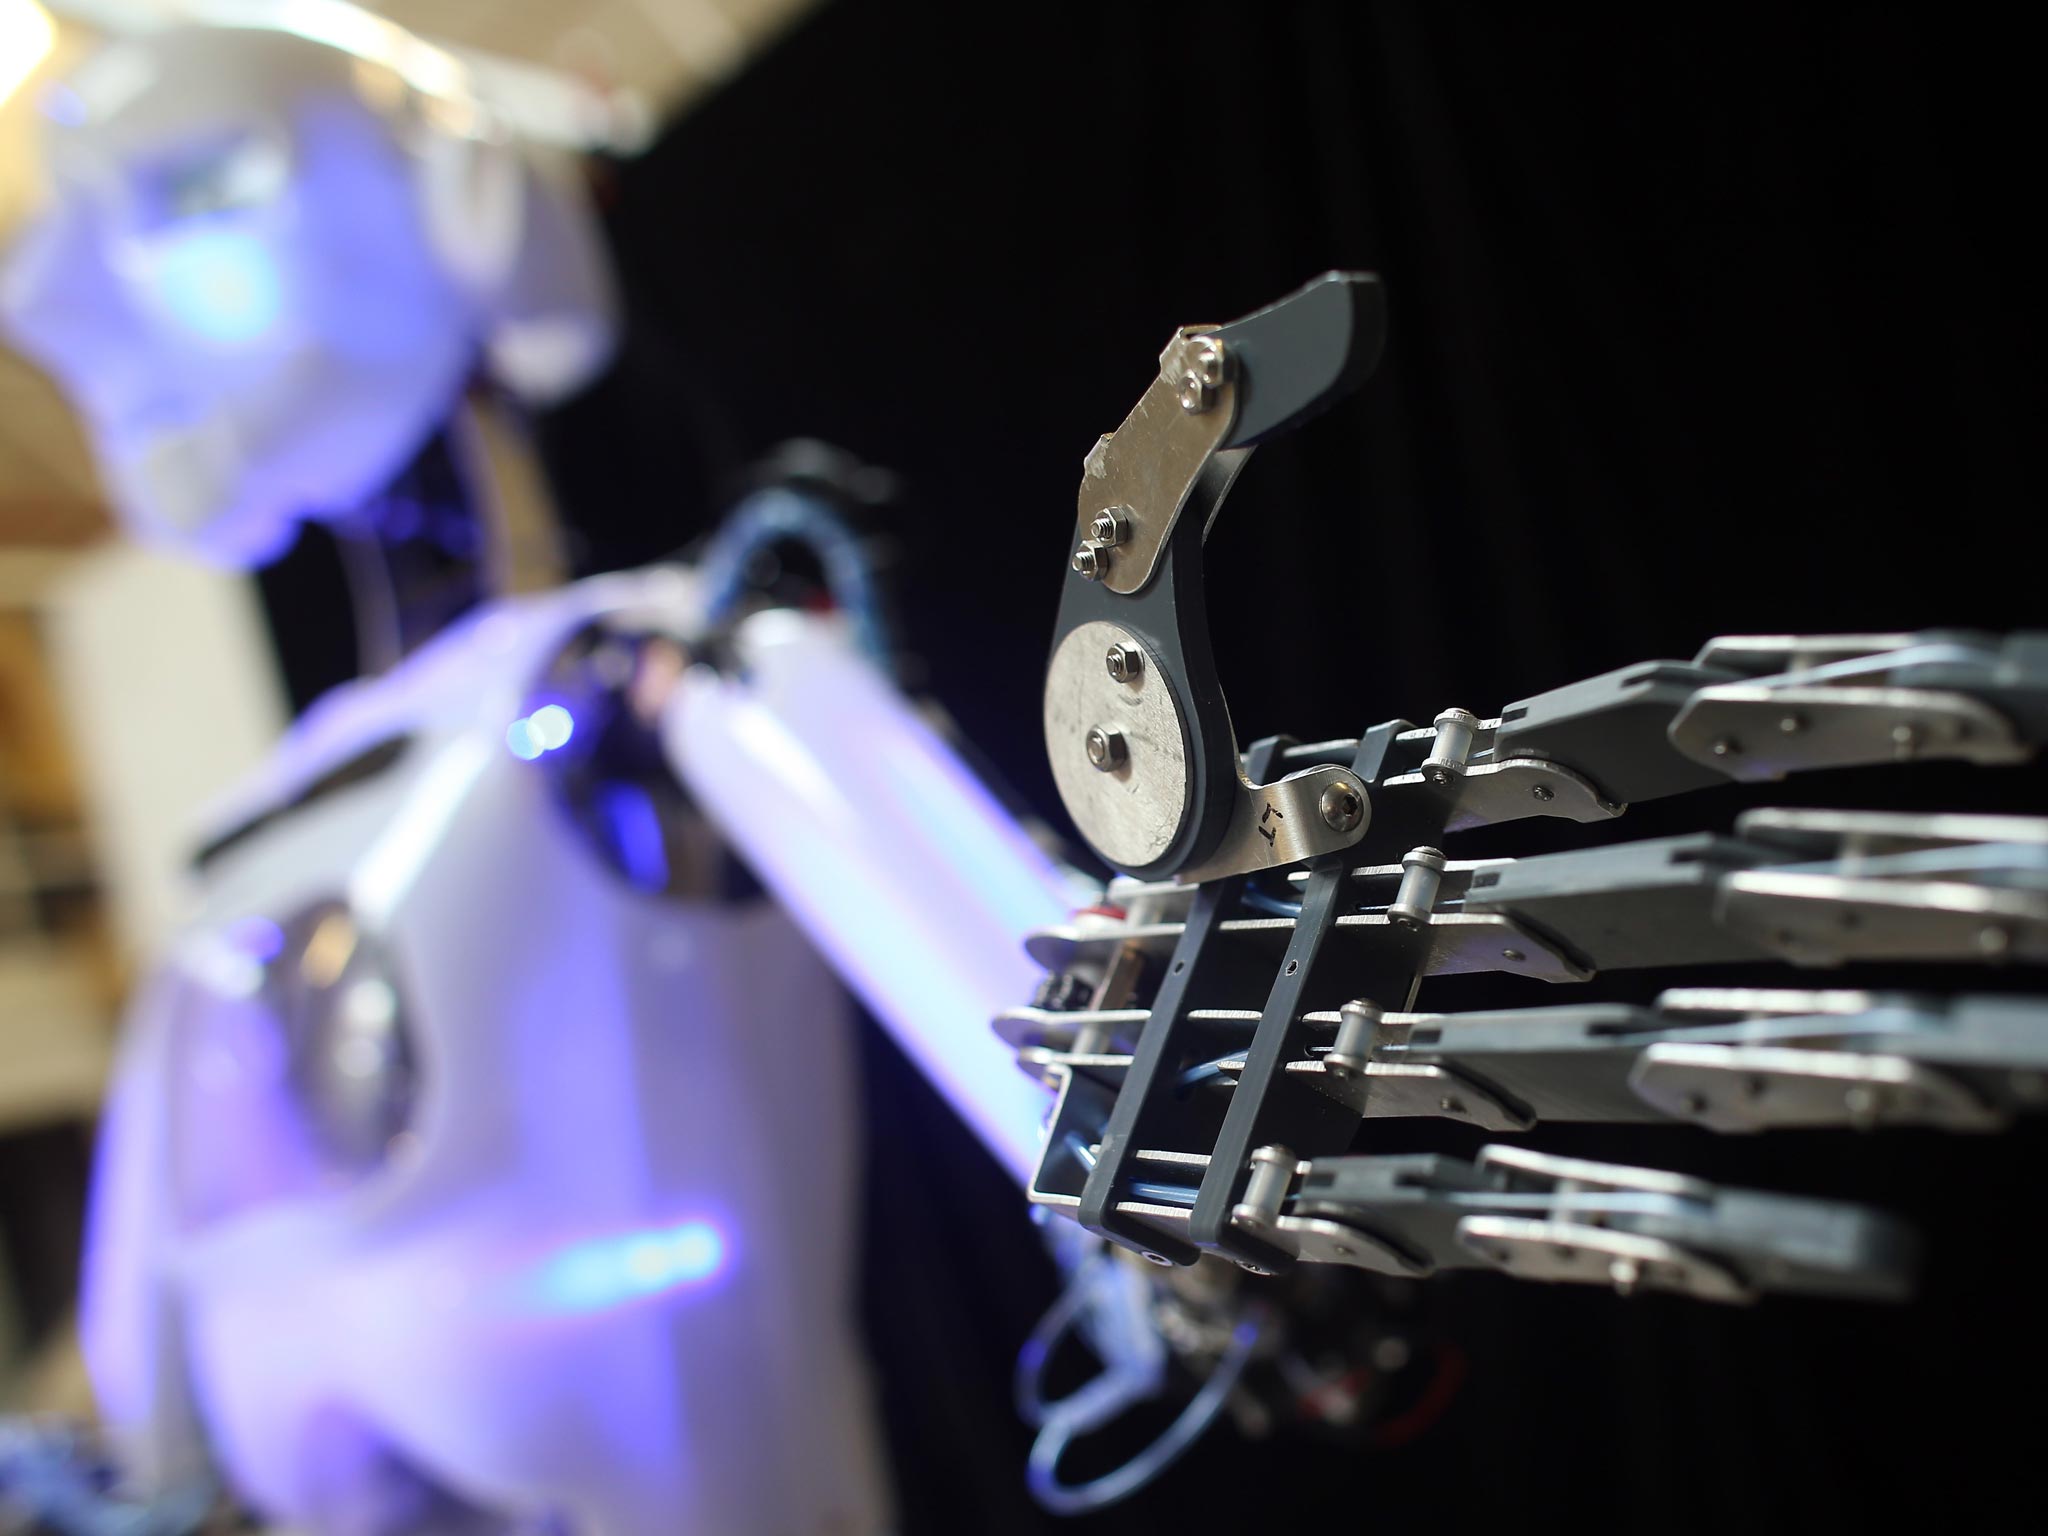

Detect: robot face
[1,27,612,567]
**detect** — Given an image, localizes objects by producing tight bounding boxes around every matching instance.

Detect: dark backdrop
[292,4,2047,1530]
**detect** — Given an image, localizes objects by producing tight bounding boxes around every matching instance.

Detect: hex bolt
[1387,846,1448,928]
[1423,708,1480,785]
[1324,1000,1384,1079]
[1085,725,1128,772]
[1072,540,1110,580]
[1091,507,1131,546]
[1319,779,1366,833]
[1232,1144,1297,1232]
[1105,643,1144,684]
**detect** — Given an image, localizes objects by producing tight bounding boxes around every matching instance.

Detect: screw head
[1531,783,1555,802]
[1175,335,1226,412]
[1105,642,1144,684]
[1085,725,1128,772]
[1319,781,1366,833]
[1711,736,1742,758]
[1091,507,1131,546]
[1071,540,1109,580]
[1501,948,1525,963]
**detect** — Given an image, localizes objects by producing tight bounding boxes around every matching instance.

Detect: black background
[273,4,2046,1530]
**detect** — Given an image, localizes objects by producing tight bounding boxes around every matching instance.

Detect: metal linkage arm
[1001,987,2048,1138]
[1268,1145,1918,1303]
[1462,809,2048,970]
[1312,987,2048,1134]
[1488,630,2048,804]
[1017,810,2048,982]
[1230,632,2048,838]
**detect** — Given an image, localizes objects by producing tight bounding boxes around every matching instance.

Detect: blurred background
[3,2,2044,1531]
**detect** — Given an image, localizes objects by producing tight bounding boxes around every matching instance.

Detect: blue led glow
[531,1220,725,1313]
[529,704,575,750]
[505,718,543,760]
[599,783,670,892]
[223,914,286,963]
[506,705,576,761]
[151,227,284,344]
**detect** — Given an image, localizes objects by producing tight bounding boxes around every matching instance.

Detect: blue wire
[1025,1307,1270,1516]
[697,486,892,669]
[1238,884,1305,918]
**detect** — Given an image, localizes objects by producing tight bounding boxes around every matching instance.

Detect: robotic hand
[991,273,2048,1496]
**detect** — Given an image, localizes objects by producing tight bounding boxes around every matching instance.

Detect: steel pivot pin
[1388,847,1448,928]
[1231,1144,1297,1232]
[1324,1000,1384,1079]
[1423,708,1480,785]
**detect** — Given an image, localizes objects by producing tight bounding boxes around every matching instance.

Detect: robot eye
[139,131,288,224]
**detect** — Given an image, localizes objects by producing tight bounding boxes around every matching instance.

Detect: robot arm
[662,595,1072,1183]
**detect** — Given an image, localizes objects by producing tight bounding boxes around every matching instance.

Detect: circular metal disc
[1044,620,1191,870]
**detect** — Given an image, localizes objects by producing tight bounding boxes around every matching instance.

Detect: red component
[1372,1344,1469,1448]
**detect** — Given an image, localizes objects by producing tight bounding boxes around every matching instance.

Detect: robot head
[0,25,614,567]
